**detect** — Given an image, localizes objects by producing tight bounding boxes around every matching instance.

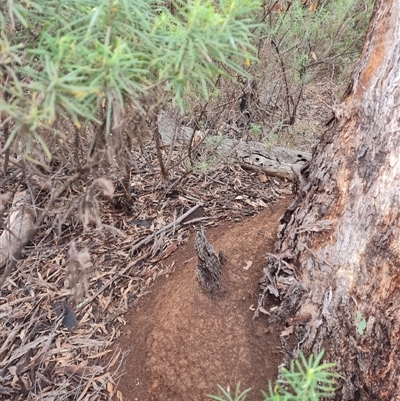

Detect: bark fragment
[194,226,222,297]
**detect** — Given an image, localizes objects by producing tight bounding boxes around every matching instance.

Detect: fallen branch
[158,111,311,180]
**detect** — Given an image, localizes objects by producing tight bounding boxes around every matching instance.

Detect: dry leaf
[280,326,294,336]
[258,306,270,315]
[308,1,317,11]
[150,242,178,263]
[108,350,122,370]
[107,381,114,393]
[96,177,115,198]
[56,364,104,378]
[258,174,267,183]
[88,349,113,360]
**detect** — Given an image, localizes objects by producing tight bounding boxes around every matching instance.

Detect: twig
[128,203,203,254]
[182,216,212,225]
[271,40,291,119]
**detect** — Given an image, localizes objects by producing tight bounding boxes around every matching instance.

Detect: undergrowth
[241,0,374,146]
[0,2,373,399]
[208,350,339,401]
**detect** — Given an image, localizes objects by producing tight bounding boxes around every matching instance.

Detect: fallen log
[157,111,311,180]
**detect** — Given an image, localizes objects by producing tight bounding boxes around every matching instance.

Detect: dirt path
[116,197,291,401]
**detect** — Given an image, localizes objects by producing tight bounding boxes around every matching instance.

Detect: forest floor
[112,80,336,401]
[116,198,292,401]
[0,81,335,401]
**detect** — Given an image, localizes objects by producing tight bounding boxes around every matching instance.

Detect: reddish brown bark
[259,0,400,399]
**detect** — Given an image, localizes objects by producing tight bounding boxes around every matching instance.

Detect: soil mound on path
[117,198,291,401]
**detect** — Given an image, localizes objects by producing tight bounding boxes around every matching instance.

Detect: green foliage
[1,0,374,158]
[1,0,375,158]
[263,350,338,401]
[1,0,260,156]
[261,0,373,78]
[157,0,261,106]
[249,122,262,137]
[195,133,233,174]
[208,383,252,401]
[355,311,367,335]
[208,351,338,401]
[235,0,375,145]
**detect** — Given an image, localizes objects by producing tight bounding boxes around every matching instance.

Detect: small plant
[250,122,262,138]
[209,351,337,401]
[264,134,279,150]
[208,383,252,401]
[263,350,338,401]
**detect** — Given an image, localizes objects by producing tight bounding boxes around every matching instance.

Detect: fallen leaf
[107,381,114,393]
[88,349,113,359]
[280,326,294,336]
[258,174,267,183]
[96,177,115,198]
[55,364,104,378]
[150,242,178,263]
[258,306,270,315]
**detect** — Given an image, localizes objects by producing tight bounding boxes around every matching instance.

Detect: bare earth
[116,197,291,401]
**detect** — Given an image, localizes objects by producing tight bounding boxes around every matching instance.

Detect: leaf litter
[0,141,292,400]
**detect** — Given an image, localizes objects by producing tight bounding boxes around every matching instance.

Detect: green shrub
[1,0,261,160]
[208,383,252,401]
[232,0,374,139]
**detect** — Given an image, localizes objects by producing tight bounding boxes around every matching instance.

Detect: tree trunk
[258,1,400,399]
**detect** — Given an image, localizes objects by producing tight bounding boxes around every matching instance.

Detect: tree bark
[195,226,222,297]
[258,1,400,399]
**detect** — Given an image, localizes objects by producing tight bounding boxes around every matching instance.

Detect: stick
[128,203,203,255]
